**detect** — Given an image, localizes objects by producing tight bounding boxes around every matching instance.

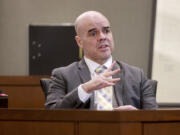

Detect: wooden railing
[0,109,180,135]
[0,76,49,108]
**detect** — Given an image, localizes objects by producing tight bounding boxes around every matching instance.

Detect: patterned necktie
[95,65,113,110]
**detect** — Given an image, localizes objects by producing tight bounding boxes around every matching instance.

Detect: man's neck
[85,56,112,65]
[84,56,112,75]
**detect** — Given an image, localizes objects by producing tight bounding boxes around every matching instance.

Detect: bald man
[45,11,158,110]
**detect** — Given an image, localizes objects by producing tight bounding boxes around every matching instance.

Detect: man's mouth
[98,44,109,50]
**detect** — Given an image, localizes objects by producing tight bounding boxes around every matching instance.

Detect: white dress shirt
[78,56,113,104]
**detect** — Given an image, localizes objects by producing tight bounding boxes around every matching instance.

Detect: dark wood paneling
[0,76,49,108]
[79,122,142,135]
[1,86,44,108]
[1,109,180,122]
[0,121,74,135]
[0,109,180,135]
[144,123,180,135]
[0,76,49,85]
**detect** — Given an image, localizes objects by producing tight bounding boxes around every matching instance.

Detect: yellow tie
[95,65,113,110]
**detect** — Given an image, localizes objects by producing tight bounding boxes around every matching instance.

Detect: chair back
[40,78,51,100]
[149,80,158,96]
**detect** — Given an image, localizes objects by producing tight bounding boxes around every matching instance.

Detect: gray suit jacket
[45,59,158,109]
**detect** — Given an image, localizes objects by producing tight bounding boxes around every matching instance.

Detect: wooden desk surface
[0,109,180,135]
[0,109,180,122]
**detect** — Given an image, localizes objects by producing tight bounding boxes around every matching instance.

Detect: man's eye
[104,28,110,33]
[90,31,97,36]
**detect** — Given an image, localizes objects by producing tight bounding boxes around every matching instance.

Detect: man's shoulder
[117,60,146,82]
[52,61,80,75]
[117,61,141,72]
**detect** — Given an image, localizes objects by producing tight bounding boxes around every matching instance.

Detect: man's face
[76,13,114,64]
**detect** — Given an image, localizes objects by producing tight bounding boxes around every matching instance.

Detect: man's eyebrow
[103,26,110,29]
[88,26,111,33]
[88,28,96,33]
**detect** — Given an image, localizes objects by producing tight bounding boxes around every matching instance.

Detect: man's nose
[98,32,106,40]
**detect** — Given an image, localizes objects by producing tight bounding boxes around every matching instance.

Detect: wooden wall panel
[79,122,142,135]
[1,86,44,108]
[144,122,180,135]
[0,76,49,108]
[0,109,180,135]
[0,121,74,135]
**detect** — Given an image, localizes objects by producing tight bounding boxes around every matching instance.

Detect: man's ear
[75,36,83,48]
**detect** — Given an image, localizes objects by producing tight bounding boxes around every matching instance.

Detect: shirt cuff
[78,84,92,103]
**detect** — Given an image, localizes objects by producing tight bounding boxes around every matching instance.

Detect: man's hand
[82,61,120,93]
[114,105,138,110]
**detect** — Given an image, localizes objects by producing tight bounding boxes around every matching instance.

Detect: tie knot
[95,65,107,74]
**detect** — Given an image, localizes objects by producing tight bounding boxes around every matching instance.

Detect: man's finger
[114,105,138,111]
[102,77,120,83]
[106,61,116,72]
[103,68,120,77]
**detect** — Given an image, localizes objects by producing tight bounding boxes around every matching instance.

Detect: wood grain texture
[0,121,74,135]
[0,76,49,108]
[79,122,142,135]
[0,109,180,135]
[144,123,180,135]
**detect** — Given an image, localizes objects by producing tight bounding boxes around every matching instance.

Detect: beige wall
[0,0,154,75]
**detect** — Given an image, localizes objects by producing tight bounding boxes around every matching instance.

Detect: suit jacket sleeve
[45,67,88,109]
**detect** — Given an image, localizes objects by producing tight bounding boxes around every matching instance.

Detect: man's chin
[99,54,111,61]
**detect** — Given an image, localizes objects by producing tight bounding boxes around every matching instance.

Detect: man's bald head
[74,11,110,36]
[74,11,114,64]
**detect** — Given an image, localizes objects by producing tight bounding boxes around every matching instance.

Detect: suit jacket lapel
[113,61,124,106]
[77,59,95,109]
[77,59,91,83]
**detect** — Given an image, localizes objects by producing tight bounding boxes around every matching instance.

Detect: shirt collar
[84,56,112,74]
